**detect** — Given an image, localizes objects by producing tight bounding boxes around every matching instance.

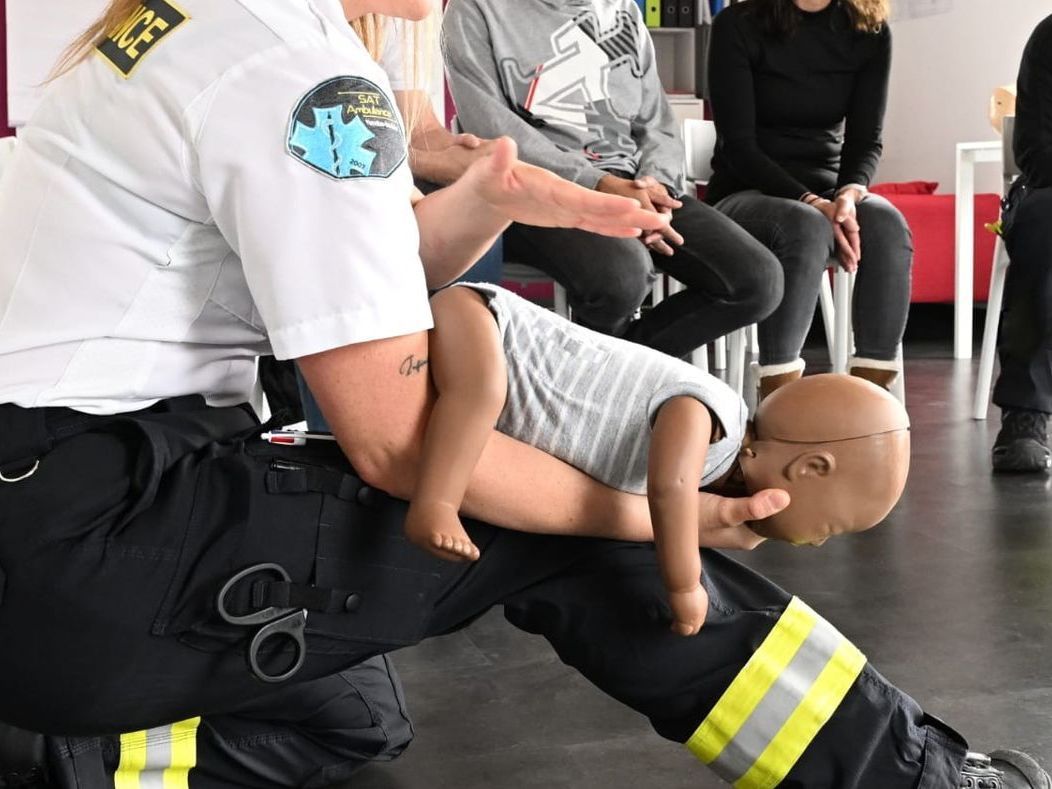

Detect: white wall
[879,0,1049,194]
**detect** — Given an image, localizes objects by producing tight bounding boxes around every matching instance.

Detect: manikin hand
[696,488,790,550]
[465,137,672,238]
[596,174,685,254]
[668,584,709,637]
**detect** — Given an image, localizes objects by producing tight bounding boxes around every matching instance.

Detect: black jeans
[993,185,1052,414]
[504,194,783,358]
[0,400,967,788]
[715,191,913,365]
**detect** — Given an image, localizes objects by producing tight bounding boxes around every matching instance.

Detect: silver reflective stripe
[707,614,843,784]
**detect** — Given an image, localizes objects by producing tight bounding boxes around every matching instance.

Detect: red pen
[261,430,338,446]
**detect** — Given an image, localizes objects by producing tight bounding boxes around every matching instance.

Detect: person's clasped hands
[595,173,686,256]
[803,187,866,273]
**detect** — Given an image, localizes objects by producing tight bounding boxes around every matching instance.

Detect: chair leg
[554,283,570,320]
[727,328,747,396]
[692,345,709,373]
[652,274,666,305]
[973,240,1010,420]
[819,271,836,365]
[833,268,851,373]
[714,335,728,370]
[749,323,759,355]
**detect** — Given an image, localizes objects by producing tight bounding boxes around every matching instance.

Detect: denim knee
[857,197,914,271]
[580,243,653,328]
[732,244,784,325]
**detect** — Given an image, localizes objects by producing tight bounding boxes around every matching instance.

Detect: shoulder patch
[287,77,407,180]
[96,0,189,78]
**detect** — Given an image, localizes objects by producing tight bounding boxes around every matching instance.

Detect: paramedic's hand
[468,137,671,239]
[596,174,685,255]
[669,584,709,637]
[696,488,790,550]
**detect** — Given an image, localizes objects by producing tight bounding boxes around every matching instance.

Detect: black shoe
[960,750,1052,788]
[992,409,1052,473]
[0,722,49,788]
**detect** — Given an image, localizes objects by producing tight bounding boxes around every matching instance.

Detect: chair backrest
[1002,115,1020,187]
[0,135,16,179]
[682,118,717,183]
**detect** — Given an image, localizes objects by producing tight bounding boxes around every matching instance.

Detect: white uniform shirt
[0,0,432,414]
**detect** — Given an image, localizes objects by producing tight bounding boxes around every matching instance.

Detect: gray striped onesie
[460,283,747,494]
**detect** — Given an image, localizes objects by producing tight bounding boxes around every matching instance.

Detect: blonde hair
[52,0,142,78]
[52,2,434,135]
[843,0,890,33]
[750,0,890,37]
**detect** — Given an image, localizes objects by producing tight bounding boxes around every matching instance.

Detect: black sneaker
[960,750,1052,788]
[0,722,49,788]
[992,409,1052,473]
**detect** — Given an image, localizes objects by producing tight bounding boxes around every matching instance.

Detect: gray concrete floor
[351,345,1052,789]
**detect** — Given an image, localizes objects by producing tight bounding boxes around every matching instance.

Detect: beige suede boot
[849,357,900,391]
[757,359,805,401]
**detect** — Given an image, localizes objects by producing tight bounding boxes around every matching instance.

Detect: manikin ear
[786,451,837,481]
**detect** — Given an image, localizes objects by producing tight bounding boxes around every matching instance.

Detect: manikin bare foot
[404,500,481,562]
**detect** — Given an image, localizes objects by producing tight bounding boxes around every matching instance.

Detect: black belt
[0,396,227,480]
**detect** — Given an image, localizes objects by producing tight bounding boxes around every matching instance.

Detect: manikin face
[340,0,434,21]
[737,432,911,547]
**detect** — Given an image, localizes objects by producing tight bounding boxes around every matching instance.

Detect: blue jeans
[715,191,913,365]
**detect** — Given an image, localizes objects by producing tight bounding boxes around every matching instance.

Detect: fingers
[841,215,862,261]
[833,223,858,272]
[646,238,676,256]
[746,488,791,520]
[649,192,683,213]
[453,133,482,149]
[716,488,791,526]
[487,136,518,175]
[699,522,768,550]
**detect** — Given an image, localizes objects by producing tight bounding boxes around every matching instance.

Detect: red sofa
[871,182,1001,304]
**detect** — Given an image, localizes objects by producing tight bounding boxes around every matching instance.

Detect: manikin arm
[649,396,715,636]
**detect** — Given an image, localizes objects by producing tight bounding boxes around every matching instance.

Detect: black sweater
[705,0,891,204]
[1015,14,1052,189]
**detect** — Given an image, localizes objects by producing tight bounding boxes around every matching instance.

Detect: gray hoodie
[442,0,686,195]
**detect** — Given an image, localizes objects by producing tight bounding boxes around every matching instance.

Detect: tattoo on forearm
[399,355,430,377]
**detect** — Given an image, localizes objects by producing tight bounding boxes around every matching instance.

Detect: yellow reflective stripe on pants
[113,718,202,789]
[686,597,866,789]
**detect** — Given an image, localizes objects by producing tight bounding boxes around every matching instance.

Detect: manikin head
[740,374,910,546]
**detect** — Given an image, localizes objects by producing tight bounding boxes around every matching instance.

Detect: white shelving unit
[650,26,705,123]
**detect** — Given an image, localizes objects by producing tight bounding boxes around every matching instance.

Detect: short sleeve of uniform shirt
[190,40,431,360]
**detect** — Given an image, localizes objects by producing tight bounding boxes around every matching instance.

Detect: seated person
[404,281,910,636]
[442,0,783,358]
[707,0,912,397]
[991,13,1052,473]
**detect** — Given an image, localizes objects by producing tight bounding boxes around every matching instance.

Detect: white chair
[0,136,17,177]
[973,116,1019,420]
[674,119,742,379]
